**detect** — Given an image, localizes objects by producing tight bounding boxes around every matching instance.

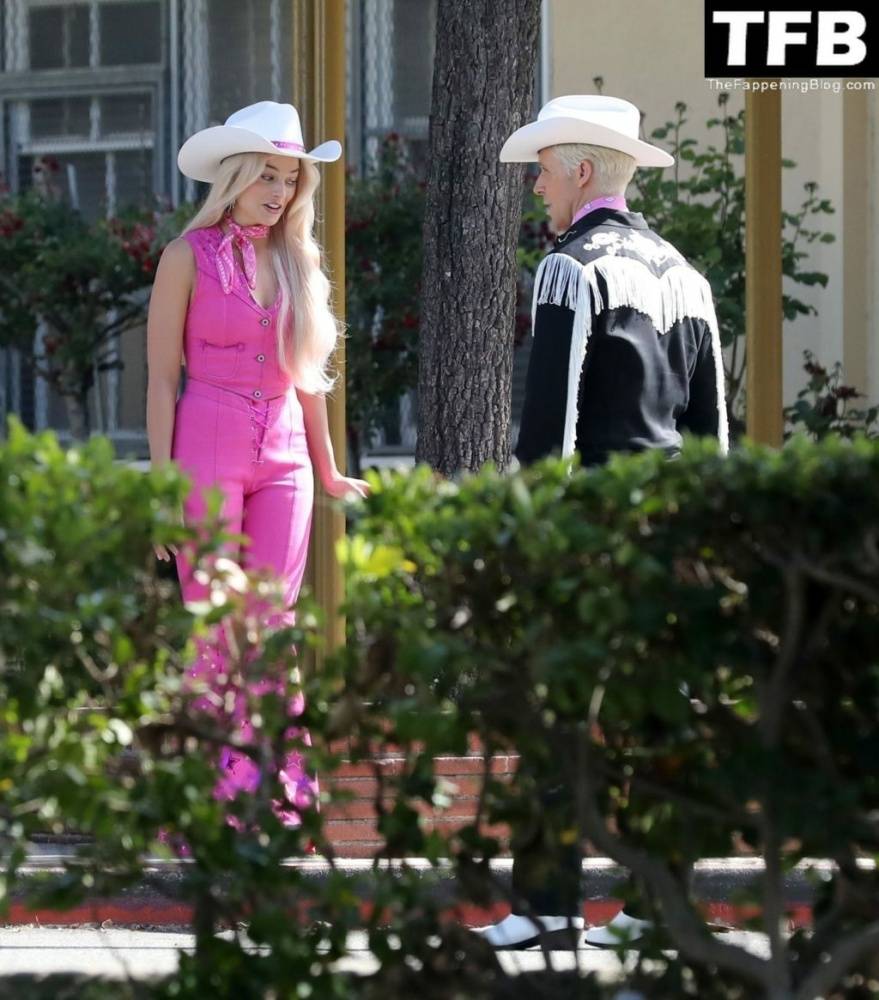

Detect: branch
[799,564,879,606]
[97,304,147,340]
[761,564,805,744]
[795,703,839,781]
[758,806,791,996]
[575,730,768,987]
[807,850,875,958]
[759,545,879,607]
[593,758,753,827]
[34,307,73,337]
[795,922,879,1000]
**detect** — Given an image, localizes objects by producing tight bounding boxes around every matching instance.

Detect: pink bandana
[571,194,628,227]
[215,219,270,294]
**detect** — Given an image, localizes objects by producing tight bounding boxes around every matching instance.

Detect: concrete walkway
[0,925,770,981]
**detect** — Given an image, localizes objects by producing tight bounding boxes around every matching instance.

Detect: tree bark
[416,0,541,475]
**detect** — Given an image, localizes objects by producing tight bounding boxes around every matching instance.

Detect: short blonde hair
[551,143,637,196]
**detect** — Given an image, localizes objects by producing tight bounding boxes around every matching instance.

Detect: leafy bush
[337,436,879,998]
[345,135,425,471]
[0,421,549,998]
[785,350,878,440]
[0,421,375,998]
[0,192,173,438]
[6,421,879,998]
[614,82,836,435]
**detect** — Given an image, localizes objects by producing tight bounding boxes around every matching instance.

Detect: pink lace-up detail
[248,399,270,464]
[215,220,270,294]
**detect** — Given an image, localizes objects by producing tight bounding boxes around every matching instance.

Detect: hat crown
[537,95,640,142]
[224,101,304,145]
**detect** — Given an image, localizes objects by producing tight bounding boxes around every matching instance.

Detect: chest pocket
[198,340,245,380]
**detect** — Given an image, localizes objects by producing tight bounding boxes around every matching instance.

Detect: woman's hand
[153,503,183,562]
[297,392,370,503]
[322,472,370,501]
[153,541,178,563]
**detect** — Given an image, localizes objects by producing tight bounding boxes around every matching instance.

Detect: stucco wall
[546,0,876,406]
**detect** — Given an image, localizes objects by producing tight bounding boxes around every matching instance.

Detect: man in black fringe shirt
[475,94,728,951]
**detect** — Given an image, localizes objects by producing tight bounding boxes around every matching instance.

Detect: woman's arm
[297,390,369,499]
[146,238,193,561]
[146,238,192,467]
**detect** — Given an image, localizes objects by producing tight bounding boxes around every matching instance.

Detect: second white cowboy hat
[500,95,674,168]
[178,100,342,183]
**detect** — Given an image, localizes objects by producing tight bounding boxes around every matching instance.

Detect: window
[349,0,437,174]
[27,3,90,69]
[3,0,163,220]
[0,0,296,446]
[99,1,161,65]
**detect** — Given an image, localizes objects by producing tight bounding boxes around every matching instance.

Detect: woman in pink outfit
[146,101,368,828]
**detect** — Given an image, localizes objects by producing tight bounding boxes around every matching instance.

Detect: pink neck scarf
[571,194,629,227]
[215,219,270,294]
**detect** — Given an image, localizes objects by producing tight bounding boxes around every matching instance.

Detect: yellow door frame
[745,85,784,446]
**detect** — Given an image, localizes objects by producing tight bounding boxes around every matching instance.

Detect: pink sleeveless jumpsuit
[171,223,317,824]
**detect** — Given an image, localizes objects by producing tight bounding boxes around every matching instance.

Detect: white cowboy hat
[500,95,673,168]
[178,100,342,182]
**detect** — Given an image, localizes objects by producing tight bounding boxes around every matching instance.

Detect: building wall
[547,0,877,405]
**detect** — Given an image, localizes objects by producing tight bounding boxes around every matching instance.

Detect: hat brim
[499,117,674,168]
[178,125,342,182]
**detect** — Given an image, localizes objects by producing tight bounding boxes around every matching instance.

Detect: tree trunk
[415,0,541,475]
[65,395,90,441]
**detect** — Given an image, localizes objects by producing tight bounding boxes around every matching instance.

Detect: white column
[363,0,393,167]
[270,0,282,101]
[5,0,28,71]
[540,0,551,106]
[182,0,209,202]
[33,323,50,431]
[89,0,100,69]
[169,0,181,206]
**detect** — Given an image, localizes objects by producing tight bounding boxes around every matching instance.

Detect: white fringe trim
[705,310,730,456]
[532,253,729,457]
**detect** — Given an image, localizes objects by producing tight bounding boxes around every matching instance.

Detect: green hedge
[4,421,879,998]
[0,421,368,998]
[338,436,879,998]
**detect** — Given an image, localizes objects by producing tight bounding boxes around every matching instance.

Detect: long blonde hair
[183,151,339,393]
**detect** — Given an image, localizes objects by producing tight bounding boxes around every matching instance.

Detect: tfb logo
[705,3,877,76]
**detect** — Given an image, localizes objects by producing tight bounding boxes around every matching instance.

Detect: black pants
[510,768,583,918]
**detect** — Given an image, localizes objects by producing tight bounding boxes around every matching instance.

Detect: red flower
[834,385,861,401]
[0,210,24,236]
